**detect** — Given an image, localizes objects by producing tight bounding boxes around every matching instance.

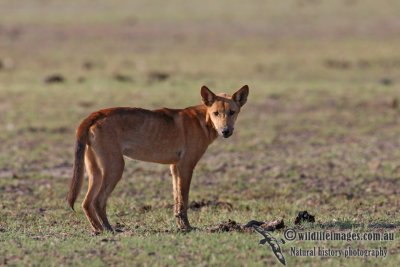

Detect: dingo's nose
[222,128,232,138]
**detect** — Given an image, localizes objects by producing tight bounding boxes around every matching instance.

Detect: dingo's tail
[67,118,92,210]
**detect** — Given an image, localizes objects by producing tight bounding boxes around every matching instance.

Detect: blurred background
[1,0,400,83]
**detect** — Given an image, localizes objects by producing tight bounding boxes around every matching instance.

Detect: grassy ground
[0,0,399,266]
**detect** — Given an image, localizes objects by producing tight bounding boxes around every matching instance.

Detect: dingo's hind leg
[91,140,125,232]
[95,157,124,232]
[82,148,103,233]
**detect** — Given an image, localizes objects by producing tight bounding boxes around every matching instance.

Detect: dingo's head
[201,85,249,138]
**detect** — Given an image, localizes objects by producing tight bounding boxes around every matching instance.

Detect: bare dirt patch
[148,71,170,83]
[113,73,134,83]
[189,199,233,211]
[44,74,65,84]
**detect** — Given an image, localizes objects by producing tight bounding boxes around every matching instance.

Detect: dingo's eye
[213,111,219,116]
[229,110,235,116]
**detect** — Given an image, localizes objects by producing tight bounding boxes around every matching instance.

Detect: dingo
[67,85,249,233]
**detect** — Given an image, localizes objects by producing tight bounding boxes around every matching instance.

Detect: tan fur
[67,85,249,233]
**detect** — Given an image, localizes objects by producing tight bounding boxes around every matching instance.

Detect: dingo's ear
[232,85,249,107]
[201,86,216,107]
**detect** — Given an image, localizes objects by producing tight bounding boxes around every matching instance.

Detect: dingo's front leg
[170,163,194,230]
